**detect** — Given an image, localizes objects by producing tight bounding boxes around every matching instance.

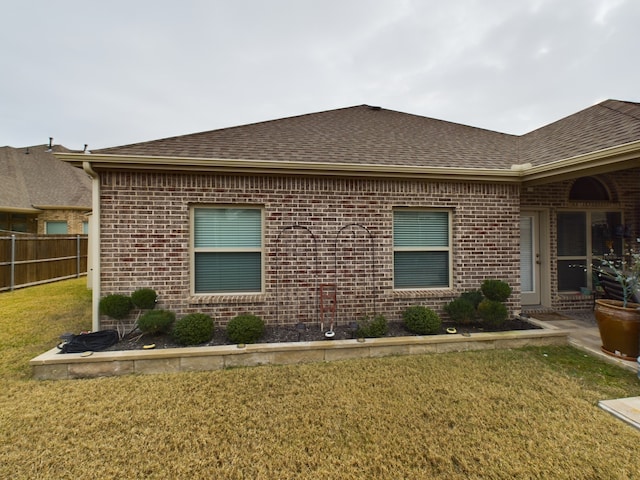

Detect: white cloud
[593,0,627,24]
[0,0,638,148]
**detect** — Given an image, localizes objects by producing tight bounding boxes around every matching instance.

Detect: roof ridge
[93,105,371,153]
[376,106,519,138]
[519,99,638,137]
[95,104,522,154]
[599,99,640,123]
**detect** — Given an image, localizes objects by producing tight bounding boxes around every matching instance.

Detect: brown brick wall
[98,171,521,328]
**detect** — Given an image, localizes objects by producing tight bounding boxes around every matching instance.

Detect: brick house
[58,100,640,331]
[0,144,91,235]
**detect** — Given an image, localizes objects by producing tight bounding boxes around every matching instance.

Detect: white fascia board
[520,140,640,185]
[56,153,522,183]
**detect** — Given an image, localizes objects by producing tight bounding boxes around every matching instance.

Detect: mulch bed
[106,317,539,351]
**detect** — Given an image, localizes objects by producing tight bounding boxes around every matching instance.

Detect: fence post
[10,234,16,291]
[76,235,81,278]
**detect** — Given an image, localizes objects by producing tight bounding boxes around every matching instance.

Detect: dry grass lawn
[2,279,640,479]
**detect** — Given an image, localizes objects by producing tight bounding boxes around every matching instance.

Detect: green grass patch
[524,345,640,398]
[0,278,91,379]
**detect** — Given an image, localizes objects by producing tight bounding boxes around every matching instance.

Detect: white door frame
[521,210,549,306]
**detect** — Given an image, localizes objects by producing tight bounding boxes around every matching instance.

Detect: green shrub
[355,314,388,338]
[226,314,265,344]
[402,306,441,335]
[480,279,512,302]
[131,288,158,310]
[477,299,509,329]
[172,313,214,345]
[460,289,484,309]
[99,294,133,320]
[444,298,476,325]
[137,310,175,334]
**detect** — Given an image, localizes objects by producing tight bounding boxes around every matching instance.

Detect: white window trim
[556,208,623,293]
[190,205,265,296]
[393,208,453,291]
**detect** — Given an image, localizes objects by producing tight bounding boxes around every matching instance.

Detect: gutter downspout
[83,161,101,332]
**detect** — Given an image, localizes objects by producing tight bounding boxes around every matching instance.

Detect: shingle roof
[92,100,640,170]
[520,100,640,166]
[94,105,520,169]
[0,145,91,211]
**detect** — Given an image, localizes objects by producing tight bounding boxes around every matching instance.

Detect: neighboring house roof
[59,99,640,185]
[0,144,92,213]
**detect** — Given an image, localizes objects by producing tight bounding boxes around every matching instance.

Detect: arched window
[569,177,610,201]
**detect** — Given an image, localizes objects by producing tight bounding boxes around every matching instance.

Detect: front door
[521,212,541,305]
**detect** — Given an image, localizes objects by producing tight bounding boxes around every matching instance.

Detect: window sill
[393,288,455,299]
[188,293,267,305]
[558,291,591,299]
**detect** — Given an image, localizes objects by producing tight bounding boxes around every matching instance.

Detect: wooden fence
[0,235,88,292]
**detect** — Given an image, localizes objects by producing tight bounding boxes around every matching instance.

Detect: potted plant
[593,249,640,360]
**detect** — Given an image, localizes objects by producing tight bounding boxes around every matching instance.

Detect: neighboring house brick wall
[98,171,521,329]
[36,209,89,235]
[521,168,640,311]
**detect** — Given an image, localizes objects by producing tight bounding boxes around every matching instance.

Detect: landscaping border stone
[31,327,568,380]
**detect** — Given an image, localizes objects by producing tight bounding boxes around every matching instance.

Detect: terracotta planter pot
[594,299,640,361]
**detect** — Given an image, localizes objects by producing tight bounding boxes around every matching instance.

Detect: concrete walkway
[599,397,640,430]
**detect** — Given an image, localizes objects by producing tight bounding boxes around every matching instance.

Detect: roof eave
[0,206,42,214]
[56,152,522,183]
[519,140,640,185]
[32,204,92,211]
[57,139,640,186]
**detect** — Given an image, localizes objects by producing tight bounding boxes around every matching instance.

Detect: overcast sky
[2,0,638,150]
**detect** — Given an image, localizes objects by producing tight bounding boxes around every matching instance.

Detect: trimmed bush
[477,299,509,329]
[355,314,388,338]
[226,314,265,344]
[402,306,441,335]
[131,288,158,310]
[444,298,476,325]
[99,294,133,320]
[172,313,214,346]
[137,310,175,334]
[460,289,484,309]
[480,279,512,302]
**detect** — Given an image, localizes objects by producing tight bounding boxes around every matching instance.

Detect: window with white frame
[393,209,451,289]
[557,210,622,292]
[192,207,263,294]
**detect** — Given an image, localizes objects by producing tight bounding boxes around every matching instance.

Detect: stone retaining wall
[31,328,568,380]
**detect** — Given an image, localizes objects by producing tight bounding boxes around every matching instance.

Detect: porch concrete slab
[599,397,640,431]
